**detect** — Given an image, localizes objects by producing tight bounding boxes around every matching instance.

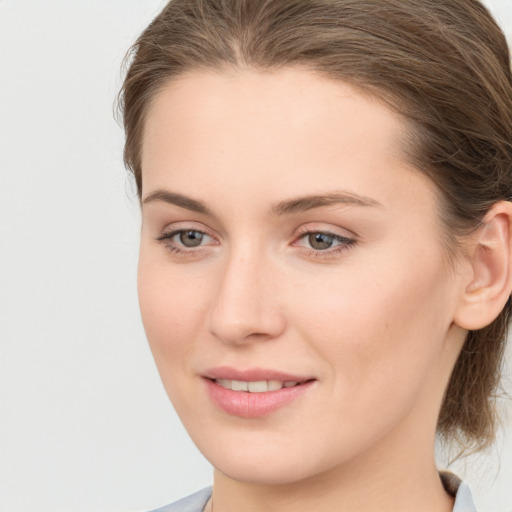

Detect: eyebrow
[142,190,212,215]
[142,189,381,216]
[271,192,382,215]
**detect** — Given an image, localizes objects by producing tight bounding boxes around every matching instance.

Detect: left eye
[298,232,354,251]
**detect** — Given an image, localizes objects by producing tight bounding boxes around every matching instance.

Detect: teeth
[216,379,231,389]
[268,380,282,391]
[215,379,301,392]
[232,380,248,391]
[248,381,267,392]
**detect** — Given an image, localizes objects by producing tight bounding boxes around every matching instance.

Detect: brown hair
[118,0,512,453]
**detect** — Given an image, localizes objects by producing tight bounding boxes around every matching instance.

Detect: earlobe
[454,201,512,331]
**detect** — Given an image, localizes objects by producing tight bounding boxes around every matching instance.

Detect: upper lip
[202,366,315,382]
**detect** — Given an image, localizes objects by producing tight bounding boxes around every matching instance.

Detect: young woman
[118,1,512,511]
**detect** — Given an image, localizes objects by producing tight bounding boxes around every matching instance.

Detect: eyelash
[155,228,356,258]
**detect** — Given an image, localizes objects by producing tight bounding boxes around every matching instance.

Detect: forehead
[140,67,433,211]
[143,68,403,158]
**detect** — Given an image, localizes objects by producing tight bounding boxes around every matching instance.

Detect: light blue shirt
[150,472,477,511]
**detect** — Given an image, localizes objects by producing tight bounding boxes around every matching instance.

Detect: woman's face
[138,68,467,484]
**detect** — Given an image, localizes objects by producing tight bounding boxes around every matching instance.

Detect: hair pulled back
[119,0,512,453]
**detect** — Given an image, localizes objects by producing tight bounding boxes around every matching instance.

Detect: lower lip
[204,379,315,418]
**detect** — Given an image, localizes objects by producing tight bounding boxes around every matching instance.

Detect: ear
[454,201,512,331]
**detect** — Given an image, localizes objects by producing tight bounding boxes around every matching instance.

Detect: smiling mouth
[204,374,316,417]
[212,379,310,392]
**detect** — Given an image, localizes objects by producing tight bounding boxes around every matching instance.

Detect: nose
[208,249,286,346]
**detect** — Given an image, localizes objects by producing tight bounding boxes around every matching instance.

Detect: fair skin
[138,67,512,512]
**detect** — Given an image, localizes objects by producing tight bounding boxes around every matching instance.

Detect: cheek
[287,247,455,396]
[137,254,218,420]
[274,251,456,460]
[137,252,210,367]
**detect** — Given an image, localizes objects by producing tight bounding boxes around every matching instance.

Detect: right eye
[156,229,216,253]
[174,230,207,247]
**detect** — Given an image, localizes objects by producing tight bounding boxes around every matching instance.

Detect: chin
[194,433,336,486]
[214,457,319,485]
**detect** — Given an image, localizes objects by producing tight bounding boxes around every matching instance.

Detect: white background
[1,1,512,511]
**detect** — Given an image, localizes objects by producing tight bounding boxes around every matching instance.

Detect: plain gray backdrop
[1,1,512,511]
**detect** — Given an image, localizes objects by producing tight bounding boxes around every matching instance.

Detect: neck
[209,433,454,512]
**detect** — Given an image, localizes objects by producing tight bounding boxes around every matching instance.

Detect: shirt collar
[439,471,478,512]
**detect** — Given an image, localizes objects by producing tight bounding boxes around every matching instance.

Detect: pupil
[180,230,203,247]
[309,233,333,250]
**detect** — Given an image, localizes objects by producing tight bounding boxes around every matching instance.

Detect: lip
[203,366,314,382]
[202,366,316,418]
